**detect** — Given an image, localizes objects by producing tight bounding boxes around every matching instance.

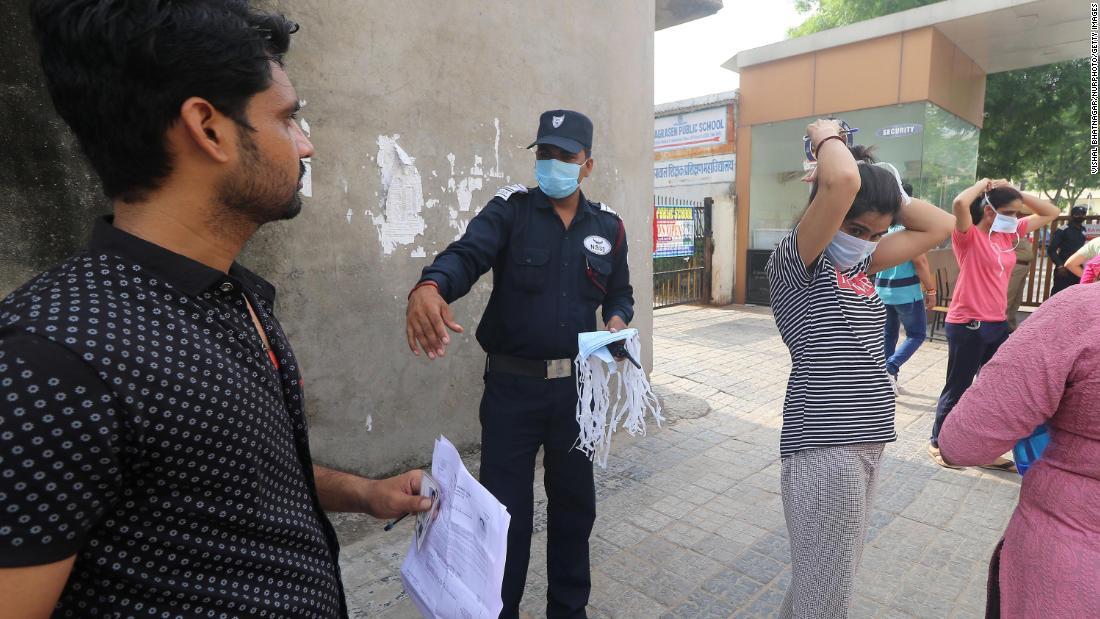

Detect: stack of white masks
[574,329,663,468]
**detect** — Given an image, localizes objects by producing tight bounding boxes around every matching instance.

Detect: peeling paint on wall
[358,121,513,251]
[490,118,504,179]
[446,160,485,240]
[300,161,313,198]
[448,208,469,238]
[455,178,483,213]
[299,117,313,198]
[373,135,426,255]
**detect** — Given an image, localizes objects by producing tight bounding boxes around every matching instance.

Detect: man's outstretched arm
[313,465,430,519]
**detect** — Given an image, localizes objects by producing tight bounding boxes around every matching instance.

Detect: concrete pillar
[710,191,736,305]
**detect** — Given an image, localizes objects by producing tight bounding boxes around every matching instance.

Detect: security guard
[1048,204,1089,295]
[405,110,633,618]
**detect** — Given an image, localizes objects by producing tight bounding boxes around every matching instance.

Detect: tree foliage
[978,60,1092,209]
[788,0,935,38]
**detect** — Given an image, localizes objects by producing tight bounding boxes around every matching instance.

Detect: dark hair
[807,145,902,223]
[902,182,914,198]
[969,186,1023,225]
[30,0,298,203]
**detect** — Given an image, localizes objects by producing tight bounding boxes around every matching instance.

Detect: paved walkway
[335,305,1021,618]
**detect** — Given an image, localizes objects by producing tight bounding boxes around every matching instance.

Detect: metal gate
[652,196,712,309]
[1021,215,1100,306]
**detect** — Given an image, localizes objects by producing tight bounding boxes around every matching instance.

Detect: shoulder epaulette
[494,184,529,201]
[596,202,621,219]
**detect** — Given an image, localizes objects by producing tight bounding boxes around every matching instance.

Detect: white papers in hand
[400,436,510,619]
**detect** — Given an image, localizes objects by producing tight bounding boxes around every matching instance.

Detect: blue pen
[383,513,409,531]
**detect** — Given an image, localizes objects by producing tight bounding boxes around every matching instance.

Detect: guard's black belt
[486,354,574,379]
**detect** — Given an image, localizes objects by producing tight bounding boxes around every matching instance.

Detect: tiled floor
[336,305,1020,618]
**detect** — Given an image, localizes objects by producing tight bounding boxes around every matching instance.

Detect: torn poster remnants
[373,135,427,255]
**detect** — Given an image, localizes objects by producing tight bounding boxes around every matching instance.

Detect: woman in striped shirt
[767,119,954,618]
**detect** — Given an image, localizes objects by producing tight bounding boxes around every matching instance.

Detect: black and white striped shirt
[766,230,896,457]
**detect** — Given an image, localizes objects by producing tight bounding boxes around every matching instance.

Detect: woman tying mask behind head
[767,119,954,618]
[927,180,1059,469]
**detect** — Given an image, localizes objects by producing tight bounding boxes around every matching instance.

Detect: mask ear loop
[983,192,1021,275]
[870,161,911,206]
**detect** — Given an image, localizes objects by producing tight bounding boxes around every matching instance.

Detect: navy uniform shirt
[1048,224,1087,266]
[419,185,634,360]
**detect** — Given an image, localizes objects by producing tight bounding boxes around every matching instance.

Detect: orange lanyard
[243,294,280,371]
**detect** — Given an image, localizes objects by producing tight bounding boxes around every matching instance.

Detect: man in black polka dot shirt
[0,3,430,617]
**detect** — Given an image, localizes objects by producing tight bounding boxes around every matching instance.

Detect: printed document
[401,436,510,618]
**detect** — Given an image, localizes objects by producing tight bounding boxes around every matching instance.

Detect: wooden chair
[927,267,953,342]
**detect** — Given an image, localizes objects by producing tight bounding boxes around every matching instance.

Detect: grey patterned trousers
[779,442,886,619]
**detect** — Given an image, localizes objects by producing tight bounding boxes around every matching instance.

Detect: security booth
[723,0,1088,305]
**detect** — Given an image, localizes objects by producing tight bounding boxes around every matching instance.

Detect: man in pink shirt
[927,179,1059,468]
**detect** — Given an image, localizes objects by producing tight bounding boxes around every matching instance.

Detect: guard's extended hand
[406,285,464,360]
[364,470,432,520]
[606,315,628,334]
[606,315,630,361]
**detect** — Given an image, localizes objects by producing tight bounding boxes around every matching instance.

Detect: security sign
[877,123,922,139]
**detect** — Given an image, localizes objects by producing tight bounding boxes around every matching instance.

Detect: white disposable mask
[991,212,1019,234]
[825,229,878,270]
[983,193,1019,234]
[983,200,1021,275]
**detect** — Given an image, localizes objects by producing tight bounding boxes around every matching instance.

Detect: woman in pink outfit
[939,283,1100,617]
[1077,253,1100,284]
[928,179,1059,469]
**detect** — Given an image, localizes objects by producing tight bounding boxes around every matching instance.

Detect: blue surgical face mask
[535,158,584,199]
[825,229,878,270]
